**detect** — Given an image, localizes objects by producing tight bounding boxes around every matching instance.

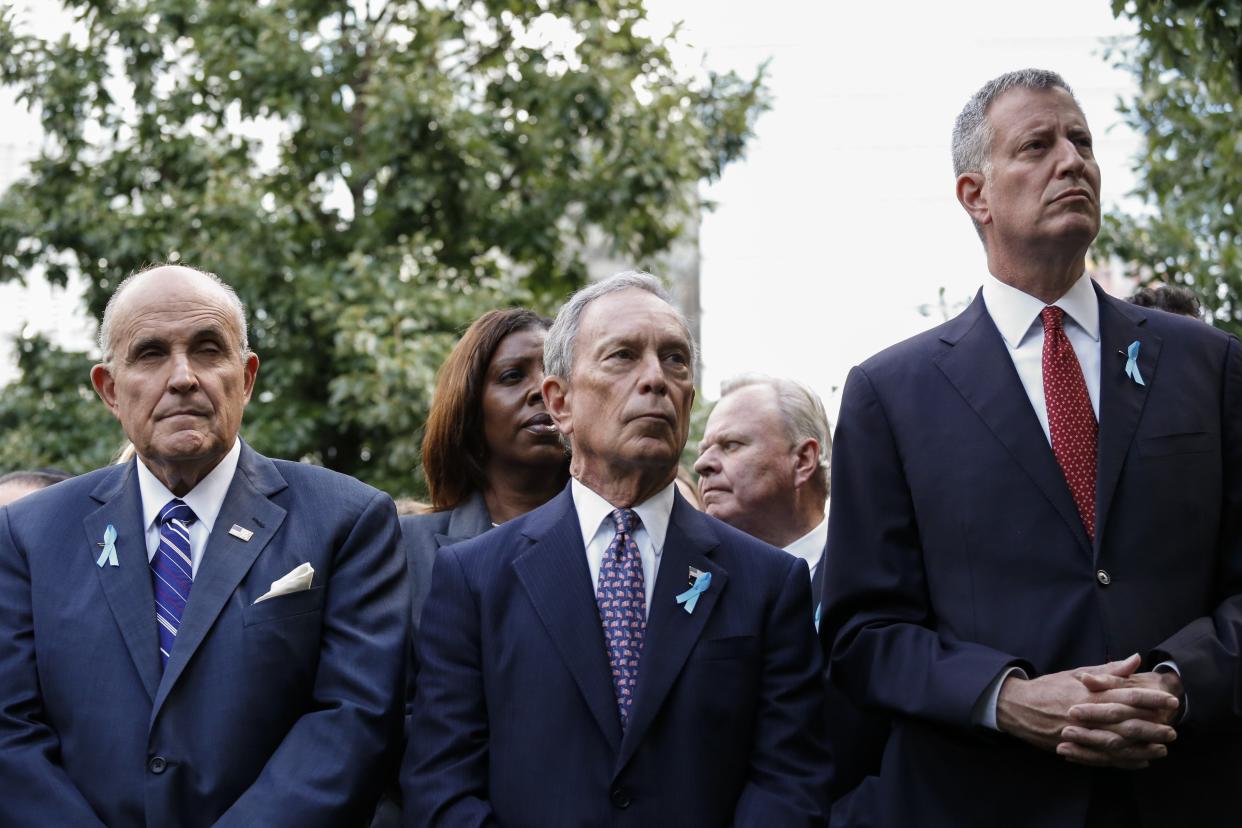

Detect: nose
[637,351,668,395]
[693,447,718,477]
[525,382,543,408]
[167,351,198,392]
[1054,135,1087,177]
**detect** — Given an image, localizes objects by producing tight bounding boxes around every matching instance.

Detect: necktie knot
[609,508,638,537]
[1041,305,1065,334]
[158,498,197,528]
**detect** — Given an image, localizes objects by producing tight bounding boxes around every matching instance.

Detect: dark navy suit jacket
[822,285,1242,826]
[372,493,494,828]
[0,442,407,827]
[403,485,831,827]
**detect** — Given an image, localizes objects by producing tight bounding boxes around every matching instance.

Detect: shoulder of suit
[1,463,120,521]
[263,457,390,513]
[398,509,453,539]
[693,509,800,573]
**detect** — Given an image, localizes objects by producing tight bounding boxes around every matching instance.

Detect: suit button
[148,756,167,774]
[1096,569,1111,586]
[610,786,632,809]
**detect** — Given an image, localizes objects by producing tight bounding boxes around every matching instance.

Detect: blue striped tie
[152,499,197,669]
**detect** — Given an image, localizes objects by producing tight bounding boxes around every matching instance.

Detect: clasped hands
[996,653,1182,770]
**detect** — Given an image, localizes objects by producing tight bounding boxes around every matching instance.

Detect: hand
[1056,664,1182,769]
[996,654,1175,769]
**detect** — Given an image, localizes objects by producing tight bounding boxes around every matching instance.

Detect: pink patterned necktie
[1041,306,1098,541]
[596,508,646,725]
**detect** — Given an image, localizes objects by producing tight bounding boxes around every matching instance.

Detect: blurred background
[1,0,1237,496]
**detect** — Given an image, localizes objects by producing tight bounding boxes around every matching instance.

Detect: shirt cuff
[1154,660,1187,721]
[974,665,1029,731]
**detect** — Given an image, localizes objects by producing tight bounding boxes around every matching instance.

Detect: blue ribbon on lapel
[96,524,118,568]
[675,571,712,614]
[1125,340,1145,386]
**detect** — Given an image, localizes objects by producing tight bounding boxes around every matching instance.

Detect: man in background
[0,468,71,507]
[695,373,884,824]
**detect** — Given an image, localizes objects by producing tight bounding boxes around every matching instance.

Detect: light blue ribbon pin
[96,524,118,568]
[1125,340,1145,386]
[675,571,712,615]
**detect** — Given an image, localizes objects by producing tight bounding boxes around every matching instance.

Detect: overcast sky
[0,1,1141,412]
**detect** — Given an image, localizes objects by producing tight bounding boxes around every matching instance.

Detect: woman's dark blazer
[400,491,493,634]
[372,492,494,828]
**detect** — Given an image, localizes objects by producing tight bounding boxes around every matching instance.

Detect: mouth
[630,412,675,427]
[158,409,210,421]
[1051,188,1093,204]
[521,412,558,436]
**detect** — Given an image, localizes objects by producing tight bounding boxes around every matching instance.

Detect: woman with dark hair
[404,307,569,632]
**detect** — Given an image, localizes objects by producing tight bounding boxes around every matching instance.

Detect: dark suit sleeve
[732,555,832,826]
[401,545,497,828]
[1151,335,1242,729]
[214,490,407,827]
[822,367,1026,728]
[0,507,109,826]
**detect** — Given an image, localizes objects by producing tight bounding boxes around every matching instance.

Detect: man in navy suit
[404,271,830,826]
[822,69,1242,825]
[0,264,406,826]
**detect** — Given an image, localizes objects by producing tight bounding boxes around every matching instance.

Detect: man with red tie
[821,69,1242,826]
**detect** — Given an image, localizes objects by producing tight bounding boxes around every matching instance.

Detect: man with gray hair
[0,263,407,826]
[405,271,831,826]
[822,69,1242,824]
[695,375,886,825]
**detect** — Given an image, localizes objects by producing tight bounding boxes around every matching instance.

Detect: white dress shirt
[135,439,241,578]
[981,270,1101,442]
[572,478,674,617]
[784,516,828,578]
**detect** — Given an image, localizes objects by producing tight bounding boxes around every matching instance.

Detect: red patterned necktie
[596,508,646,725]
[1041,306,1098,541]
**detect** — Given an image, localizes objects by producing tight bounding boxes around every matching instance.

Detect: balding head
[99,265,249,364]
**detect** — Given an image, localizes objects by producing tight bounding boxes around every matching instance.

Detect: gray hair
[951,69,1080,240]
[98,263,250,363]
[720,372,831,495]
[544,270,698,381]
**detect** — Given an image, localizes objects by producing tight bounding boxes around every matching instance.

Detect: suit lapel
[83,462,161,702]
[615,494,725,773]
[513,488,623,754]
[935,293,1092,557]
[1094,289,1157,556]
[434,491,493,549]
[152,444,288,717]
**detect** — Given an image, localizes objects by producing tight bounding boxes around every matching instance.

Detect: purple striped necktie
[596,508,646,725]
[152,498,197,669]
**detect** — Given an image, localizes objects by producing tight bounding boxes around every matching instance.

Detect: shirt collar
[136,438,241,533]
[784,515,828,569]
[571,477,676,555]
[981,271,1100,349]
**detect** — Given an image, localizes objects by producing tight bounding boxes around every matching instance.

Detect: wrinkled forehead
[706,385,781,436]
[577,289,692,351]
[110,270,242,349]
[988,85,1089,134]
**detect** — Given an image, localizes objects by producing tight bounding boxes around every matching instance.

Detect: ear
[90,363,122,420]
[542,375,572,437]
[241,352,260,403]
[791,438,820,489]
[956,171,990,228]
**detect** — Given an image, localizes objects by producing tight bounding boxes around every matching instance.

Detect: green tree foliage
[1099,0,1241,334]
[0,0,767,493]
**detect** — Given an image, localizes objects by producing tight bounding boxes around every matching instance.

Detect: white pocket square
[253,562,315,604]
